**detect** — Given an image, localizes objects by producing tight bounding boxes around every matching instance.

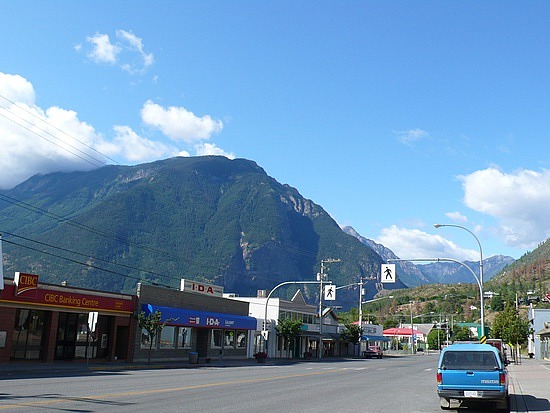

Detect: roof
[383,327,415,336]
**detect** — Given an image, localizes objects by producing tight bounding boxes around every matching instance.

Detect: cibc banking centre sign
[180,279,223,297]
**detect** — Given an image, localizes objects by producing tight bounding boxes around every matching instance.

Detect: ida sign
[180,279,223,297]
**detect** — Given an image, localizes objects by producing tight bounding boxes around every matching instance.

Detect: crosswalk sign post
[381,264,396,283]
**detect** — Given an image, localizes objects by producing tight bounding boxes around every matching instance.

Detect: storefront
[0,275,135,364]
[134,282,256,362]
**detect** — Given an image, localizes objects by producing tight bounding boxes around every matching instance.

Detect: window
[140,328,157,349]
[160,326,177,348]
[224,330,235,347]
[12,309,47,360]
[236,331,247,348]
[211,329,223,348]
[178,327,191,349]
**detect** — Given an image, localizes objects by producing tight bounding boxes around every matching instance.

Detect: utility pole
[317,258,340,359]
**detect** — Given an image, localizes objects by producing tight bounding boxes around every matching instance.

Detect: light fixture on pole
[434,224,485,337]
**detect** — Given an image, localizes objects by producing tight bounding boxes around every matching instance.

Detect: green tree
[276,318,303,358]
[452,325,472,342]
[491,304,531,349]
[137,310,174,363]
[427,328,446,350]
[340,322,363,345]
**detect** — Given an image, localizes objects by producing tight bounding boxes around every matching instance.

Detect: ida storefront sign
[14,272,39,297]
[180,279,223,297]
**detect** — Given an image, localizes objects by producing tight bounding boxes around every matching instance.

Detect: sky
[1,1,550,267]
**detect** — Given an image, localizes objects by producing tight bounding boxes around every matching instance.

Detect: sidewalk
[508,357,550,412]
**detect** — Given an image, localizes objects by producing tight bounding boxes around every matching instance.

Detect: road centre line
[0,369,342,410]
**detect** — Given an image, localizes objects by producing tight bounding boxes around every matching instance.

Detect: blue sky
[1,1,550,266]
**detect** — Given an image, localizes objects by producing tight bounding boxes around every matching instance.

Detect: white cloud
[86,33,120,64]
[0,73,35,105]
[111,125,177,162]
[395,128,429,146]
[0,73,118,189]
[0,72,233,189]
[460,167,550,249]
[141,100,223,143]
[445,211,468,223]
[194,143,235,159]
[83,30,154,74]
[376,225,479,262]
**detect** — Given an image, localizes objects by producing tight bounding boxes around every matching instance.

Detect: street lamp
[434,224,485,337]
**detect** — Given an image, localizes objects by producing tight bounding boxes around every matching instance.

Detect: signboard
[180,279,223,297]
[0,284,134,314]
[88,311,99,332]
[324,285,336,301]
[14,272,39,297]
[261,330,269,341]
[381,264,396,283]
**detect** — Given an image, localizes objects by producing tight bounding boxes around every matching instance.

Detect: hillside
[0,156,406,308]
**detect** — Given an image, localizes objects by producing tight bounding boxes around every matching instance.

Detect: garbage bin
[189,352,198,364]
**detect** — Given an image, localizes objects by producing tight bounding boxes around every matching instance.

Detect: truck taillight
[437,373,442,384]
[499,373,506,385]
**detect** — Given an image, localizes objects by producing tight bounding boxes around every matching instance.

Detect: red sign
[14,272,39,297]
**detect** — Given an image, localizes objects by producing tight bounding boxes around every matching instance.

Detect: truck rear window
[440,351,499,370]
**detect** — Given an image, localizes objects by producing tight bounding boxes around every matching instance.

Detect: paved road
[0,354,549,412]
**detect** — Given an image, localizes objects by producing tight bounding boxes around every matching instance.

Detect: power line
[0,94,120,166]
[1,238,175,290]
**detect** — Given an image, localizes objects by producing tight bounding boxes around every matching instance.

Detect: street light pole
[434,224,485,338]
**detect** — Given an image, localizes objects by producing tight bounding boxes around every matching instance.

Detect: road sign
[381,264,396,283]
[88,311,98,332]
[261,330,269,341]
[324,285,336,300]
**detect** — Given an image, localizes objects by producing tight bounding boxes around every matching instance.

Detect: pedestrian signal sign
[381,264,396,283]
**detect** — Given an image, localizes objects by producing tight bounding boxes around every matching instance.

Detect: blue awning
[142,304,257,330]
[362,335,391,342]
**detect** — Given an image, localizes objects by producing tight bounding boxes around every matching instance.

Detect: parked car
[363,346,383,359]
[436,343,509,411]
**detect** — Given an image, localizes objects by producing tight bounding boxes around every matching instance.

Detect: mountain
[342,226,436,287]
[0,156,406,309]
[343,226,515,286]
[419,255,515,284]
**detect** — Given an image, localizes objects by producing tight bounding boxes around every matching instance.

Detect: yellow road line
[0,369,340,409]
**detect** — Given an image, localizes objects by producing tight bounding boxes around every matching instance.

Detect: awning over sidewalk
[142,304,257,330]
[362,335,391,342]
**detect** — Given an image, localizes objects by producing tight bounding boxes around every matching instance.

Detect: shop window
[12,309,47,360]
[211,329,222,348]
[178,327,191,349]
[224,330,235,347]
[160,326,177,348]
[236,331,247,348]
[140,328,157,349]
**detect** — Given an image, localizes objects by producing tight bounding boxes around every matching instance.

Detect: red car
[363,346,383,359]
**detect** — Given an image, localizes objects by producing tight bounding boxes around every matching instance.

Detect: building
[134,281,256,362]
[0,274,135,364]
[528,306,550,360]
[228,289,342,359]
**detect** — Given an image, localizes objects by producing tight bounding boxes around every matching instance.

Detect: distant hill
[342,226,435,287]
[0,156,407,309]
[419,255,515,284]
[343,226,514,285]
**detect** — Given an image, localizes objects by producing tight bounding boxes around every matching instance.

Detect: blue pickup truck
[437,343,509,411]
